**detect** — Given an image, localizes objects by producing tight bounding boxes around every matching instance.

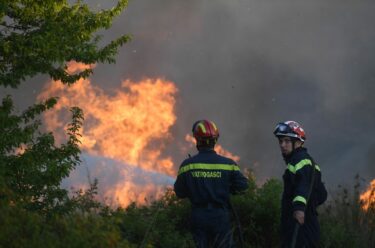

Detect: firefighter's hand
[293,210,305,225]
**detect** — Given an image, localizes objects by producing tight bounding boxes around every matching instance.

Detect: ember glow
[360,179,375,211]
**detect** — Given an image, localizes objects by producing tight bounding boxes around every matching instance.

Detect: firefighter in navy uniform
[273,121,328,248]
[174,120,248,248]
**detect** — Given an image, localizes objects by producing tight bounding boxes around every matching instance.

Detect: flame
[63,154,175,207]
[184,134,240,163]
[38,62,178,206]
[65,60,94,74]
[360,179,375,211]
[11,144,27,156]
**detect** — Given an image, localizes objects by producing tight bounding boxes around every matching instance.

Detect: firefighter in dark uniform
[273,121,328,248]
[174,120,248,248]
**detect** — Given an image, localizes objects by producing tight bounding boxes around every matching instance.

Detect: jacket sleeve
[316,177,328,205]
[230,164,249,194]
[292,161,314,212]
[174,167,188,199]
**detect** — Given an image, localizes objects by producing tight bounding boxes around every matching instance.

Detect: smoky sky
[2,0,375,189]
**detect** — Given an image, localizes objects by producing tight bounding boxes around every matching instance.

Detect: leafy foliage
[0,0,130,88]
[0,202,128,248]
[0,0,129,214]
[0,96,83,214]
[0,173,374,247]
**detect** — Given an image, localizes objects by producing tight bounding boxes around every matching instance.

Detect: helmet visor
[274,123,297,137]
[274,123,290,134]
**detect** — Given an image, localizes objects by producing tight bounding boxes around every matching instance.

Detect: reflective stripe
[293,195,307,205]
[197,123,206,133]
[315,165,321,171]
[178,163,240,175]
[287,159,312,174]
[295,159,312,172]
[287,164,296,174]
[211,121,218,131]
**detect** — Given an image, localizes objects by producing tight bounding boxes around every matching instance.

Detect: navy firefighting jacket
[174,148,248,209]
[282,147,327,220]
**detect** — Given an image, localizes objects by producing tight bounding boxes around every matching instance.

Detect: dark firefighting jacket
[281,147,327,242]
[174,148,248,209]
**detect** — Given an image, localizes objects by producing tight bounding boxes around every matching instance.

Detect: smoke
[62,153,175,206]
[3,0,375,190]
[107,0,375,186]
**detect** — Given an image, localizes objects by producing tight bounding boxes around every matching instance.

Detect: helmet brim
[274,132,305,142]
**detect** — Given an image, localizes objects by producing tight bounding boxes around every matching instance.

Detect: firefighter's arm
[316,174,328,205]
[230,164,248,194]
[292,160,314,213]
[174,165,188,198]
[293,164,313,225]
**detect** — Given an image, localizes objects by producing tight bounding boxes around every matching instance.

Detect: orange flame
[360,179,375,211]
[184,134,240,163]
[11,144,27,156]
[65,60,94,74]
[37,62,178,206]
[67,155,174,207]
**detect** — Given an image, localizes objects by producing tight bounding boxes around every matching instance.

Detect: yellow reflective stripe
[293,195,307,205]
[315,165,321,171]
[287,164,296,174]
[197,123,206,133]
[178,163,240,175]
[287,159,312,174]
[211,121,218,131]
[295,159,312,172]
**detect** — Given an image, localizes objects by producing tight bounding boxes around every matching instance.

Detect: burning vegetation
[360,179,375,211]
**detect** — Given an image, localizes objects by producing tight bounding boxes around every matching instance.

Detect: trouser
[281,215,320,248]
[191,207,233,248]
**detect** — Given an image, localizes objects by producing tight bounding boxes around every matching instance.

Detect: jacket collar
[283,147,307,163]
[198,147,216,154]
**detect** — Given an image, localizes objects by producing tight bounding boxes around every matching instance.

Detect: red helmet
[273,120,306,142]
[192,120,219,140]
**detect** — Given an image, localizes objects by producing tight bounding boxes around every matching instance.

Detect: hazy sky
[2,0,375,190]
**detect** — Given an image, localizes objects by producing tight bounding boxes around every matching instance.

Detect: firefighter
[174,120,248,248]
[274,121,328,248]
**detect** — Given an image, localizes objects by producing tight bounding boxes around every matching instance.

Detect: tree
[0,0,129,213]
[0,0,130,88]
[0,96,83,213]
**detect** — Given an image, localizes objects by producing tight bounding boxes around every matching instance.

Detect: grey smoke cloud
[2,0,375,189]
[111,0,375,186]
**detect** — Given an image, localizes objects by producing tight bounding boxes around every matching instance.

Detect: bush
[320,176,375,248]
[1,167,374,247]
